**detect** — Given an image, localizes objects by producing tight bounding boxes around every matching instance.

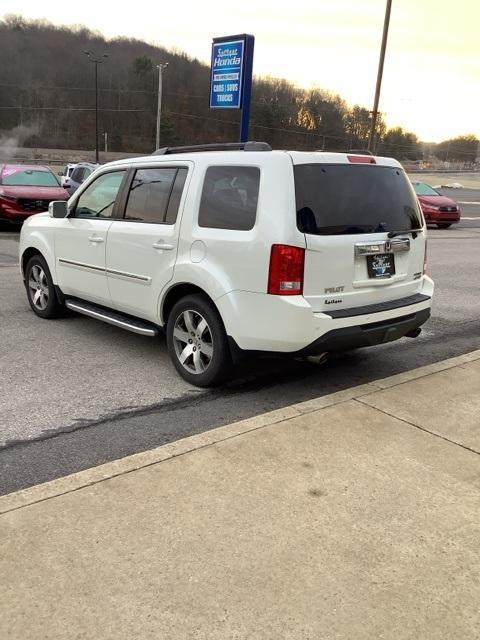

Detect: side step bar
[65,299,159,337]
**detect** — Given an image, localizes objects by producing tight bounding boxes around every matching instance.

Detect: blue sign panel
[210,38,245,109]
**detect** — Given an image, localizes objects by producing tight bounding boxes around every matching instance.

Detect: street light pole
[94,61,98,162]
[368,0,392,152]
[156,63,169,150]
[83,51,108,163]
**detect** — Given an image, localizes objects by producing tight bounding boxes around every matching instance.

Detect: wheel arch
[21,247,44,279]
[20,230,57,282]
[160,283,221,326]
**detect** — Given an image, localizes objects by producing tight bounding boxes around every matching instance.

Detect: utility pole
[156,63,169,150]
[368,0,392,152]
[83,51,108,163]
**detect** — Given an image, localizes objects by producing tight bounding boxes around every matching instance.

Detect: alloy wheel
[28,265,49,311]
[172,309,214,374]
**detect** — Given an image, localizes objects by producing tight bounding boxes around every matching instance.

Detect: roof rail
[153,141,272,155]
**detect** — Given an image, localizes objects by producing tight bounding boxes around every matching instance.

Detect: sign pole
[239,35,254,142]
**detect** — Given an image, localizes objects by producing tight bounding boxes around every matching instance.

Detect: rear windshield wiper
[387,229,419,239]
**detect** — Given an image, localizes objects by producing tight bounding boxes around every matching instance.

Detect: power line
[0,107,449,152]
[0,82,347,109]
[1,97,476,157]
[0,106,148,112]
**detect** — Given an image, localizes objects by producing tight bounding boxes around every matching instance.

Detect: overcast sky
[3,0,479,141]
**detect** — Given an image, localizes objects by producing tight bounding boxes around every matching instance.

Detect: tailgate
[303,231,426,312]
[294,162,426,313]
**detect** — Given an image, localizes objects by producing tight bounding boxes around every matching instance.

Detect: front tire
[25,254,64,319]
[166,294,232,387]
[436,223,452,229]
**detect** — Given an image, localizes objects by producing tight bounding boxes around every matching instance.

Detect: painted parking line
[458,202,480,205]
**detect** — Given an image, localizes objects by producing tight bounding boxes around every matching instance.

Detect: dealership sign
[209,34,255,141]
[210,38,246,109]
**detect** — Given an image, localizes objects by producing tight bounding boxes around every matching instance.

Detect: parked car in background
[67,162,99,195]
[59,163,77,189]
[412,182,461,228]
[0,164,69,225]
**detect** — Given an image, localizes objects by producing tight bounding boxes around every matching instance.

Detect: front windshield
[412,182,439,197]
[1,168,60,187]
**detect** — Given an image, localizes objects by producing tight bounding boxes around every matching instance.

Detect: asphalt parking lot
[1,186,479,494]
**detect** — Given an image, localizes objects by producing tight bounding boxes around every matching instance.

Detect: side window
[165,168,188,224]
[124,167,186,224]
[71,167,85,183]
[74,171,125,219]
[198,166,260,231]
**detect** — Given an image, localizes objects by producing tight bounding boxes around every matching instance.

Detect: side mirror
[49,200,69,218]
[58,171,64,176]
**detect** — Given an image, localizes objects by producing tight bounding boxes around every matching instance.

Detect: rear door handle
[152,241,174,251]
[88,235,104,244]
[389,238,410,252]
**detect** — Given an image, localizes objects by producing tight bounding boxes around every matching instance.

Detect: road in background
[408,172,480,190]
[437,188,480,225]
[1,187,478,494]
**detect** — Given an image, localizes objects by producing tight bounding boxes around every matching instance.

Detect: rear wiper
[387,229,419,239]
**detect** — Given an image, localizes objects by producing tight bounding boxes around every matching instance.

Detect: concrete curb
[2,349,480,515]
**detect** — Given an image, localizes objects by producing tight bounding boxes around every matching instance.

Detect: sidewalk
[2,351,480,640]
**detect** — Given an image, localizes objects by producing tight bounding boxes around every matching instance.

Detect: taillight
[423,240,428,274]
[268,244,305,295]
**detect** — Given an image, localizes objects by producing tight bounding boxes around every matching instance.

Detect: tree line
[0,15,477,164]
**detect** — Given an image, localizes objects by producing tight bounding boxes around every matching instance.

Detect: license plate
[367,253,395,279]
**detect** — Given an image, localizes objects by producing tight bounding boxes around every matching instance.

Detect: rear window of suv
[295,164,422,235]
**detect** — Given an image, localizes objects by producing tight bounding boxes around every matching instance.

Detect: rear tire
[25,254,64,319]
[166,294,232,387]
[436,223,452,229]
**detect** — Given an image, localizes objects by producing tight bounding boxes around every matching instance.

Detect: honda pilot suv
[19,142,433,386]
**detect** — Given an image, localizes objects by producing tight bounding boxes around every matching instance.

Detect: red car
[0,164,69,225]
[412,181,461,229]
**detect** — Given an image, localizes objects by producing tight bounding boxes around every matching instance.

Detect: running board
[65,299,159,337]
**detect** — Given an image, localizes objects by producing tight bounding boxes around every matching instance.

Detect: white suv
[19,142,433,386]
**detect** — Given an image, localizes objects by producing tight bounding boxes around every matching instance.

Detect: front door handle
[152,241,174,251]
[88,235,104,244]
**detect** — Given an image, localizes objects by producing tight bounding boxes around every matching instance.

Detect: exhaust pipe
[405,327,422,339]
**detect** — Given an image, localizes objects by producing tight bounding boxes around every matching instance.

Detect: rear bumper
[217,276,434,353]
[293,308,430,356]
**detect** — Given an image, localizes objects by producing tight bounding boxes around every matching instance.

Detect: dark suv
[66,162,99,195]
